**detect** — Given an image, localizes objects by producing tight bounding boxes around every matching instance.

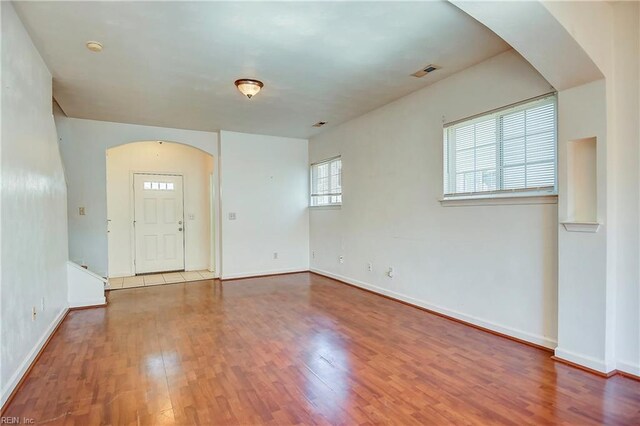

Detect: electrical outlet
[41,297,45,311]
[312,251,315,259]
[32,306,37,321]
[387,267,394,278]
[339,256,344,264]
[79,207,85,216]
[367,262,373,272]
[228,212,236,220]
[188,213,195,220]
[273,252,278,260]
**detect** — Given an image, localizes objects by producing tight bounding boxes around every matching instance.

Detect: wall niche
[562,136,599,232]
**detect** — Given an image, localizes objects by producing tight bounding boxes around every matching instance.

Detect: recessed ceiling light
[234,79,263,99]
[85,41,103,52]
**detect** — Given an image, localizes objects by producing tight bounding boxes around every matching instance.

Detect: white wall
[309,50,559,348]
[67,261,106,308]
[0,2,69,405]
[556,79,611,371]
[54,117,219,277]
[106,141,214,277]
[219,131,309,279]
[610,1,640,376]
[542,1,640,375]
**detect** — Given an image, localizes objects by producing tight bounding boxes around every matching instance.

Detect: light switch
[79,207,86,216]
[228,212,236,220]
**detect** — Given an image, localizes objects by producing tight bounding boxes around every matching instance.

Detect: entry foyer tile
[163,272,184,283]
[123,276,144,288]
[108,277,124,289]
[180,271,203,281]
[110,270,215,290]
[143,274,165,286]
[198,270,215,279]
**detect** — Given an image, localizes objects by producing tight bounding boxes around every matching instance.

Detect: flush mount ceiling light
[234,79,263,99]
[85,41,103,52]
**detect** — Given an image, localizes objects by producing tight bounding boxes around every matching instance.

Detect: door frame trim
[131,171,186,275]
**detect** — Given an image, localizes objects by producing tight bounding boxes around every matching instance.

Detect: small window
[443,95,557,198]
[143,181,175,191]
[311,156,342,206]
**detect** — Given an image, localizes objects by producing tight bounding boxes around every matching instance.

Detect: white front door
[134,174,185,274]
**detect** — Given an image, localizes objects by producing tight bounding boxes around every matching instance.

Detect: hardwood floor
[3,272,640,425]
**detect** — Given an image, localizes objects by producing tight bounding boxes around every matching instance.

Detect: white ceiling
[15,1,510,138]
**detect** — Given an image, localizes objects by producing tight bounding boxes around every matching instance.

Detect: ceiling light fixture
[234,79,263,99]
[85,41,103,52]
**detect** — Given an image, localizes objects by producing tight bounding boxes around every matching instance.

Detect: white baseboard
[554,347,616,373]
[616,359,640,377]
[110,266,213,278]
[185,265,210,272]
[108,271,132,279]
[69,297,106,309]
[1,307,68,407]
[222,267,308,280]
[311,268,557,350]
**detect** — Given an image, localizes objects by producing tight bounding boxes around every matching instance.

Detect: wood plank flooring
[3,272,640,425]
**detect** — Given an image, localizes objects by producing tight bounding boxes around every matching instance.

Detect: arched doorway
[106,140,217,288]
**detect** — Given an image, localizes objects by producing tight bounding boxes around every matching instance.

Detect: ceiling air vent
[312,121,327,128]
[411,64,440,78]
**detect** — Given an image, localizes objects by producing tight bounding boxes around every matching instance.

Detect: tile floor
[108,270,216,289]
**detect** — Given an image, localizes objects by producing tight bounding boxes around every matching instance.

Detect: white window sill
[440,193,558,207]
[310,204,342,210]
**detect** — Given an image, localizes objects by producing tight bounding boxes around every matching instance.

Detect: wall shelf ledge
[561,222,600,233]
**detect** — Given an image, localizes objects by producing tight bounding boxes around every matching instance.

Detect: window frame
[443,94,558,200]
[310,156,342,207]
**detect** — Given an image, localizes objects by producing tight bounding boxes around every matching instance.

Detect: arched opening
[105,140,217,288]
[452,1,639,374]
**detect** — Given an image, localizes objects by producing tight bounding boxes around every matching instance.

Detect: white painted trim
[311,268,557,349]
[616,359,640,377]
[554,347,616,373]
[67,260,107,283]
[108,271,135,279]
[561,222,601,233]
[69,298,107,309]
[440,194,558,207]
[309,205,342,210]
[209,173,216,273]
[0,307,68,407]
[131,172,186,275]
[222,268,308,280]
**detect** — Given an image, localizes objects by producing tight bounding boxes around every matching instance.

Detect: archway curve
[451,1,604,91]
[452,0,640,375]
[107,138,216,158]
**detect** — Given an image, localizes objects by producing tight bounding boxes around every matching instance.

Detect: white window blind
[311,156,342,206]
[444,95,557,197]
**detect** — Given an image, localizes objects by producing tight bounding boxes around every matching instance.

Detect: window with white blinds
[311,156,342,206]
[443,95,557,198]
